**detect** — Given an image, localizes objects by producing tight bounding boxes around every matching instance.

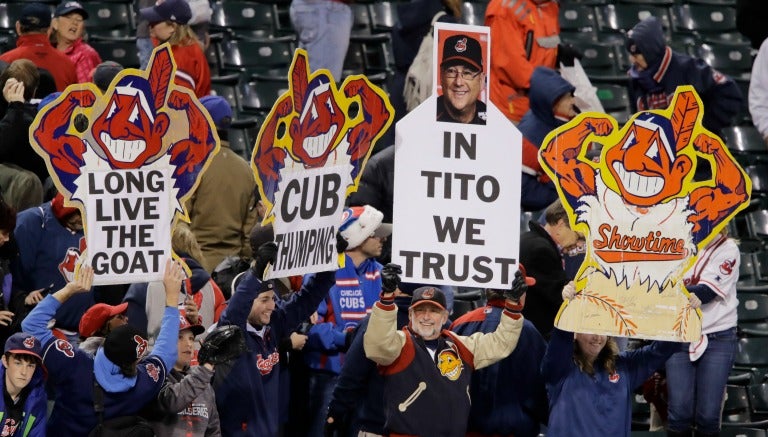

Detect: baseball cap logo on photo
[422,288,435,299]
[455,38,467,53]
[134,335,148,358]
[23,337,35,349]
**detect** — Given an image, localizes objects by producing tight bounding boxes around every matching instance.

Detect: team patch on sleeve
[55,339,75,358]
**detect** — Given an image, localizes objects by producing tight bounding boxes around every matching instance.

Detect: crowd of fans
[0,0,763,436]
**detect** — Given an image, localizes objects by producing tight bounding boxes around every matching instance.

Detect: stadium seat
[560,4,599,43]
[744,165,768,197]
[720,428,768,437]
[349,33,393,75]
[210,1,278,39]
[228,117,259,159]
[720,126,768,165]
[240,76,290,115]
[81,2,133,38]
[220,36,295,77]
[369,2,397,33]
[461,2,488,26]
[598,4,673,37]
[571,41,626,83]
[89,37,140,68]
[671,4,738,36]
[210,73,242,114]
[350,3,373,36]
[735,337,768,367]
[696,42,754,79]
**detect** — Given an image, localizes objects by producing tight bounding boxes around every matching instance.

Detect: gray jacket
[151,365,221,437]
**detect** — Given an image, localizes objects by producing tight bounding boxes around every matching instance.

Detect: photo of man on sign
[436,31,489,125]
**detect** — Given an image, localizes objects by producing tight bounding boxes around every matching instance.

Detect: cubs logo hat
[441,34,483,72]
[338,205,392,250]
[410,286,447,311]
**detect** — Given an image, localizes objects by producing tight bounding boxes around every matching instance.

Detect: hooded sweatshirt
[627,16,742,135]
[0,362,47,437]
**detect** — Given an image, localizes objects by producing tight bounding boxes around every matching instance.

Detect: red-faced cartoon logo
[145,363,160,383]
[58,237,87,283]
[23,337,35,349]
[609,372,620,383]
[455,37,467,53]
[720,259,736,276]
[422,288,435,299]
[134,335,148,358]
[55,339,74,358]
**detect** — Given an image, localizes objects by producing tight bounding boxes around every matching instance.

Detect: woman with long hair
[139,0,211,98]
[49,2,102,83]
[541,282,685,437]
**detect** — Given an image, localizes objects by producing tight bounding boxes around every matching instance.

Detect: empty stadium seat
[228,117,259,159]
[369,2,397,33]
[89,37,140,68]
[560,4,599,43]
[721,126,768,165]
[696,42,753,79]
[220,37,295,77]
[82,2,134,39]
[461,2,488,26]
[240,76,290,115]
[210,1,278,39]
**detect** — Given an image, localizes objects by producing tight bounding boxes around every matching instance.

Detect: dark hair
[0,59,39,101]
[4,352,38,366]
[0,195,16,235]
[544,199,569,226]
[118,362,138,377]
[573,336,619,376]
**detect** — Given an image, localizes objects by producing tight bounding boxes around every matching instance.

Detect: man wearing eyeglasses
[437,34,487,125]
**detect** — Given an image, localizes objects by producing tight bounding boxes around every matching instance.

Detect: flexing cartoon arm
[343,78,391,180]
[253,95,290,205]
[688,133,749,243]
[539,116,612,207]
[166,89,217,198]
[33,90,96,192]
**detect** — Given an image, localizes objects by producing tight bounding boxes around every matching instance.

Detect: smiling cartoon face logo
[288,74,346,167]
[604,113,693,207]
[437,348,463,381]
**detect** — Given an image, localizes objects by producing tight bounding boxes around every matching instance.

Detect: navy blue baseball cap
[139,0,192,25]
[55,1,88,19]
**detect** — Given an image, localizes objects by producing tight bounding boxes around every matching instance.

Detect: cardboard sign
[539,86,751,341]
[392,23,522,289]
[252,49,394,278]
[30,44,220,284]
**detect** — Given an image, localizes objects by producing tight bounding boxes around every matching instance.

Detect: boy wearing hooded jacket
[0,333,47,437]
[626,16,742,137]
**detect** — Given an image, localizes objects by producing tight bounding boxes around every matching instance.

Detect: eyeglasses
[442,67,481,80]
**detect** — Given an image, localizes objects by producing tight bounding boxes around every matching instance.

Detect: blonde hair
[442,0,463,18]
[172,224,205,263]
[573,336,619,376]
[167,22,200,47]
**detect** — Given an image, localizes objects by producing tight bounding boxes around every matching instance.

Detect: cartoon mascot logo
[251,49,393,277]
[437,347,463,381]
[30,44,219,284]
[540,86,751,341]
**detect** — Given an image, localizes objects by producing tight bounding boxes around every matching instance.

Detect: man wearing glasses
[437,34,487,125]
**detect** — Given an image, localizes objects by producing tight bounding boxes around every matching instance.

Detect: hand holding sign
[252,242,278,280]
[163,259,184,307]
[64,265,94,295]
[381,263,402,295]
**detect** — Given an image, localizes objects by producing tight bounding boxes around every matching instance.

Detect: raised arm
[688,132,749,243]
[151,259,183,370]
[539,116,613,207]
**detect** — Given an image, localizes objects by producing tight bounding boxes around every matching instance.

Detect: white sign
[267,165,350,279]
[85,168,172,285]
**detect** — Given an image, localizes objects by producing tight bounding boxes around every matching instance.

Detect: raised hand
[381,263,402,294]
[163,259,185,306]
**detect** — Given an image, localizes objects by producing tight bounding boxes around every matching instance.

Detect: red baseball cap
[79,303,128,338]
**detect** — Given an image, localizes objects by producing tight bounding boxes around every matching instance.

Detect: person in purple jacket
[212,242,335,436]
[21,260,183,437]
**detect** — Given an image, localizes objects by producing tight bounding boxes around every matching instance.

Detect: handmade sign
[252,49,394,278]
[392,23,522,290]
[30,44,219,285]
[540,86,751,341]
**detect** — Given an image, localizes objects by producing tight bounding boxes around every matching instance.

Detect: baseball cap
[4,333,43,364]
[79,302,128,338]
[410,286,447,312]
[18,3,52,29]
[338,205,392,250]
[54,1,88,19]
[51,192,79,220]
[139,0,192,25]
[179,313,205,336]
[103,325,148,366]
[200,95,233,129]
[441,34,483,71]
[91,61,123,92]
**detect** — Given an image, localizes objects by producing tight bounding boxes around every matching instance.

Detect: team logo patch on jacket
[55,339,74,358]
[437,348,463,381]
[609,372,620,383]
[719,259,736,276]
[146,363,160,383]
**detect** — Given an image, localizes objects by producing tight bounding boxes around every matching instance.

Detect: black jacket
[0,101,49,183]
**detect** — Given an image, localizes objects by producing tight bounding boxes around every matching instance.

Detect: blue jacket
[11,203,91,331]
[542,328,677,437]
[628,17,742,136]
[451,301,548,437]
[0,357,46,437]
[304,255,382,374]
[213,270,333,437]
[326,295,411,434]
[22,295,178,437]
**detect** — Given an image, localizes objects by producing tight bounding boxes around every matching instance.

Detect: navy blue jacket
[213,270,333,437]
[0,358,46,436]
[451,301,548,437]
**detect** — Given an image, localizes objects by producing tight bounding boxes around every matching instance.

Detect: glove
[556,43,583,67]
[336,231,348,254]
[381,263,402,294]
[251,242,277,279]
[198,324,247,365]
[504,269,528,301]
